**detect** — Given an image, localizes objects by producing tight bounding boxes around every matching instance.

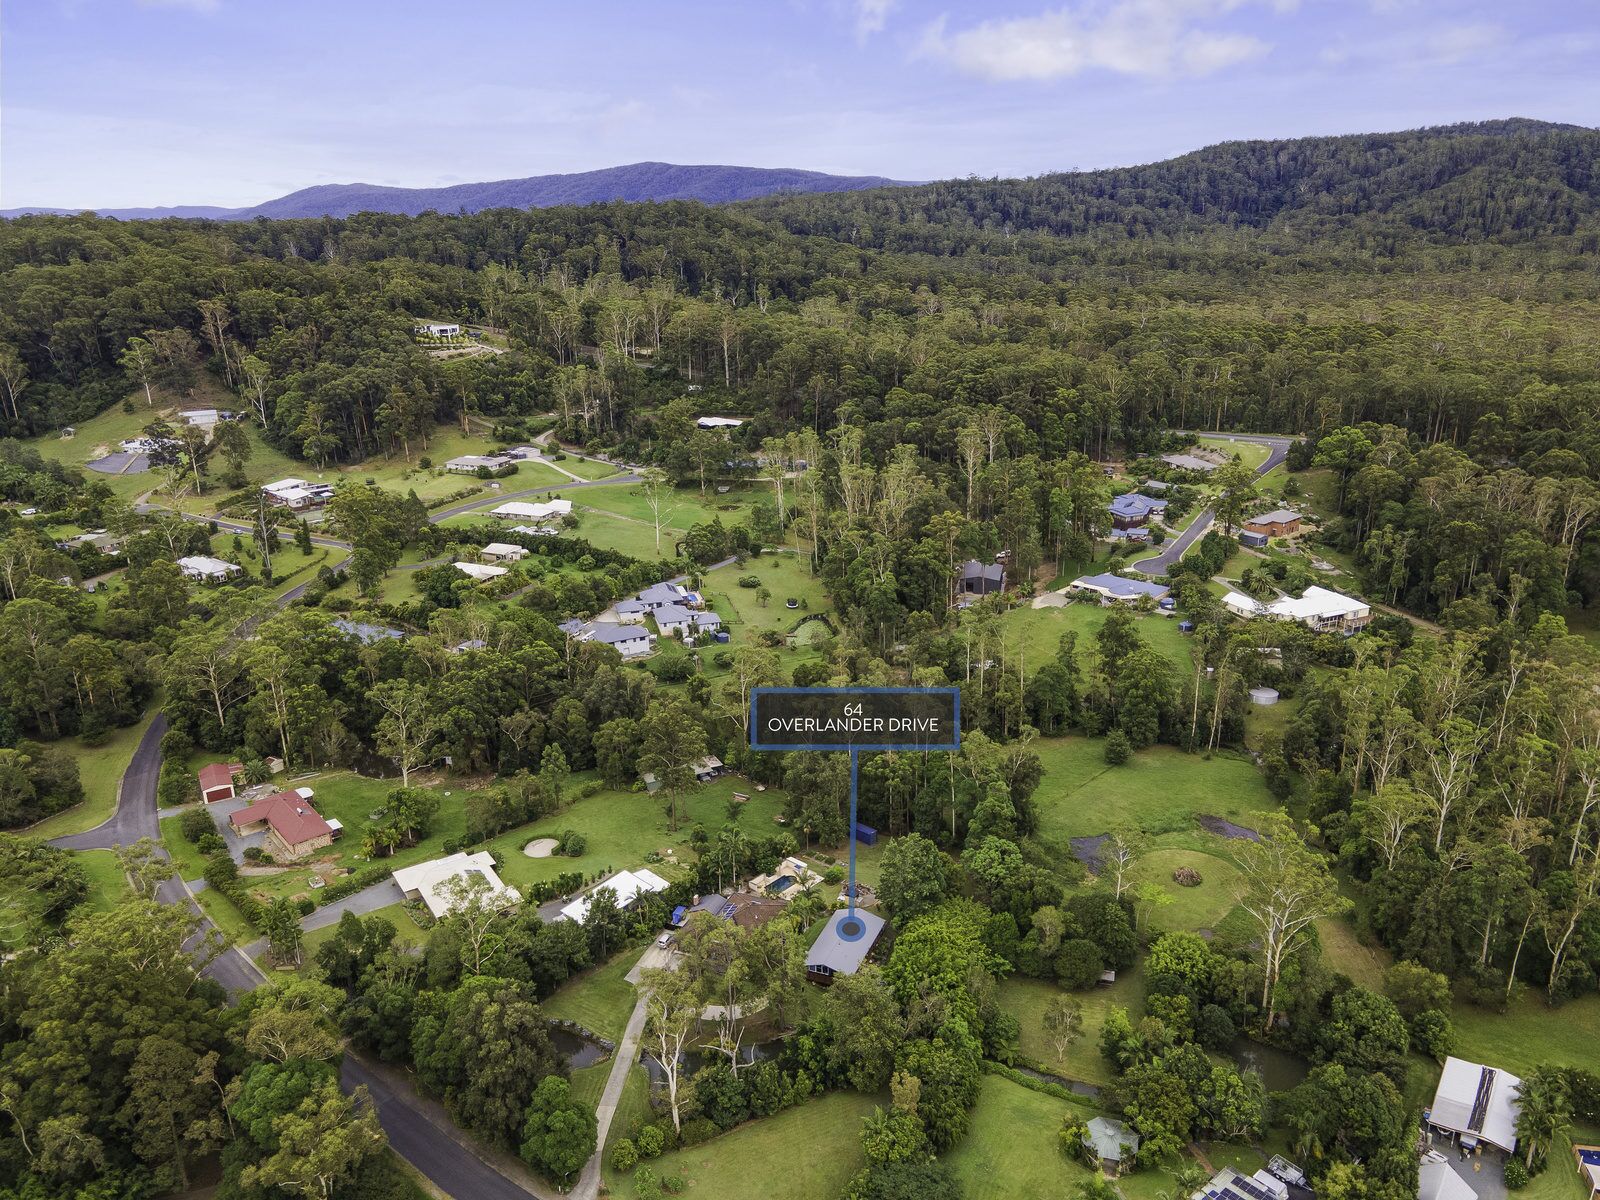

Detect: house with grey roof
[655,602,722,640]
[561,619,655,659]
[1083,1116,1140,1173]
[958,559,1006,596]
[805,909,887,985]
[1068,573,1171,605]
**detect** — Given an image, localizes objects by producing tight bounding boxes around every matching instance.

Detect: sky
[2,0,1597,208]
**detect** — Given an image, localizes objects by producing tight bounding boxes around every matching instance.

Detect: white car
[656,933,673,948]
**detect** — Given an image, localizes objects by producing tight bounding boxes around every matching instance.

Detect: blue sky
[2,0,1597,208]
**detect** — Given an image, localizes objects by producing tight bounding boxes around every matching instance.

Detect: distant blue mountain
[1,161,916,221]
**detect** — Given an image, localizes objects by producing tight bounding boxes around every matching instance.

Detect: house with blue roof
[1109,492,1169,531]
[1068,573,1172,605]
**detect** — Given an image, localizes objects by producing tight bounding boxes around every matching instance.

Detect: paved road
[343,1056,554,1200]
[46,714,266,995]
[48,714,167,850]
[303,878,407,931]
[1130,432,1294,576]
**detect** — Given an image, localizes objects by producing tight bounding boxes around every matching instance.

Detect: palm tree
[1514,1066,1572,1169]
[716,827,751,891]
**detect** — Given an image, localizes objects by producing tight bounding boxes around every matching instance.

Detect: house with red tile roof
[227,789,336,860]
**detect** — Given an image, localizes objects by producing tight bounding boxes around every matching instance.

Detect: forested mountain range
[0,161,916,221]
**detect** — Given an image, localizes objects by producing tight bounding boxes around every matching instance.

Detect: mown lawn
[237,771,470,907]
[942,1074,1098,1200]
[699,552,830,641]
[485,773,788,893]
[573,480,766,528]
[1000,967,1145,1086]
[622,1092,877,1200]
[1450,991,1600,1077]
[599,1064,653,1153]
[74,849,130,913]
[548,453,622,481]
[26,712,158,839]
[542,948,640,1041]
[1000,601,1193,676]
[1030,737,1275,848]
[1129,847,1243,934]
[1197,435,1272,473]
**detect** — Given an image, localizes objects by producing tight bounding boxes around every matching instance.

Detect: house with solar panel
[1068,573,1172,606]
[1188,1164,1292,1200]
[1425,1056,1523,1158]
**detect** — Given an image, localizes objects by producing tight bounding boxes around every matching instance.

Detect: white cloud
[918,1,1271,82]
[1426,22,1500,64]
[855,0,897,39]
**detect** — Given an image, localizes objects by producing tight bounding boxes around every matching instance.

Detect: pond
[549,1027,610,1070]
[640,1038,783,1087]
[1014,1065,1101,1098]
[1228,1037,1310,1092]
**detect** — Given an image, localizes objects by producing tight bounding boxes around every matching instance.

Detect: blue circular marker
[838,916,866,942]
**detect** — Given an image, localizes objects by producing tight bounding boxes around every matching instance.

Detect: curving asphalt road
[1130,432,1295,576]
[46,714,266,995]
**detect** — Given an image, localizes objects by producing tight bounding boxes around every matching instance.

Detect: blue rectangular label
[749,687,961,752]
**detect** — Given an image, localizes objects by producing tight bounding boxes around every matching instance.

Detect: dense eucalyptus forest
[1,118,1599,1200]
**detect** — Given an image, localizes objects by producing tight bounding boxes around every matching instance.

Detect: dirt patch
[1196,814,1261,841]
[524,837,560,858]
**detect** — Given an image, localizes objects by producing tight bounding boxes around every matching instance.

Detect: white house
[562,619,655,659]
[612,599,649,624]
[1418,1153,1478,1200]
[1426,1056,1523,1155]
[696,416,745,429]
[1068,573,1171,604]
[510,524,559,538]
[454,561,509,582]
[393,851,521,920]
[1187,1168,1288,1200]
[558,867,671,923]
[492,499,571,523]
[414,321,461,337]
[444,454,513,474]
[480,542,529,563]
[176,555,242,583]
[1222,585,1371,634]
[262,478,334,510]
[655,602,721,639]
[637,581,700,611]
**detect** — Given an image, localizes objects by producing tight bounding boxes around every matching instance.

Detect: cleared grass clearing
[1001,966,1146,1086]
[943,1074,1098,1200]
[541,948,639,1041]
[25,712,158,839]
[1450,992,1600,1077]
[74,849,130,913]
[1030,736,1274,847]
[630,1092,876,1200]
[486,773,788,893]
[1000,601,1193,676]
[699,553,831,640]
[1198,435,1272,472]
[1130,847,1243,934]
[574,480,766,528]
[547,453,622,481]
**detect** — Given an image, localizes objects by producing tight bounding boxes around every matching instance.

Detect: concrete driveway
[199,794,268,864]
